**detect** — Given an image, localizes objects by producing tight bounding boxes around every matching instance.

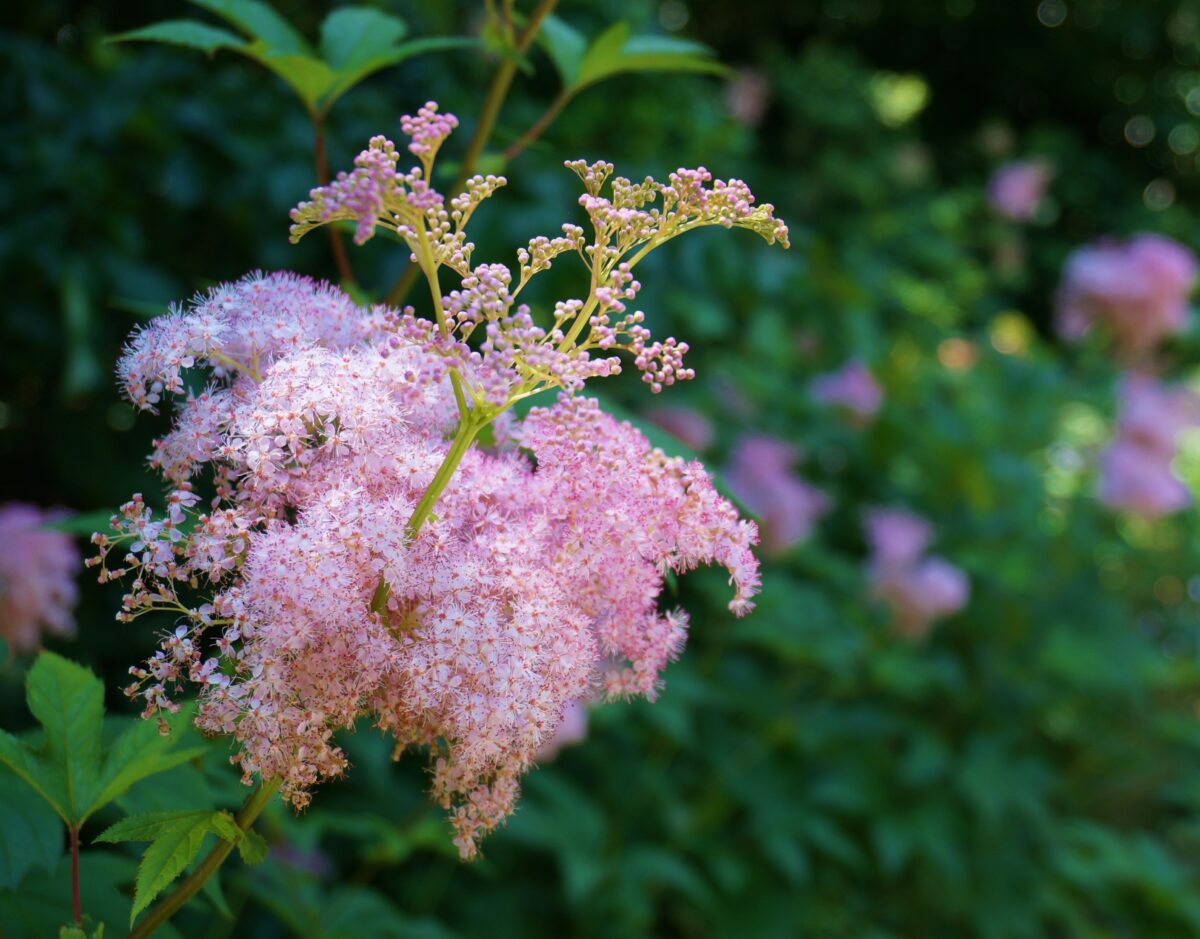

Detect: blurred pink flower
[987,159,1053,221]
[811,361,883,424]
[725,68,770,127]
[645,406,715,451]
[726,436,830,553]
[865,508,968,639]
[536,699,589,762]
[1098,373,1198,518]
[1056,234,1197,356]
[0,504,79,652]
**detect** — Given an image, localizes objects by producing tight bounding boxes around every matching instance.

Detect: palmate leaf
[0,653,206,826]
[96,810,243,923]
[110,2,470,118]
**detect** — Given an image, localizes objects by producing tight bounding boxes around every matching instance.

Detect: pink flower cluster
[0,503,79,652]
[810,361,883,424]
[94,273,761,859]
[1056,234,1197,357]
[986,159,1053,221]
[865,508,969,640]
[725,436,829,554]
[290,105,787,401]
[1098,373,1198,518]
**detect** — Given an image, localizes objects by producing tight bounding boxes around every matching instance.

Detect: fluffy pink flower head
[0,504,79,652]
[726,435,829,554]
[987,159,1053,221]
[810,361,883,424]
[865,508,968,639]
[1056,234,1197,356]
[1097,373,1198,518]
[645,405,715,451]
[99,105,789,859]
[96,276,761,859]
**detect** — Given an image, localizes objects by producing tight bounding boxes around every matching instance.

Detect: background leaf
[108,20,248,55]
[0,765,62,890]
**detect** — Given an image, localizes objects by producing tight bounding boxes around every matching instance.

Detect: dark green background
[7,1,1200,936]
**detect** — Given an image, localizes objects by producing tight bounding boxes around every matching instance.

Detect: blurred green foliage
[6,0,1200,936]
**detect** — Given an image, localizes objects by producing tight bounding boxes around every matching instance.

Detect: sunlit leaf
[318,7,407,71]
[108,20,248,55]
[189,0,311,55]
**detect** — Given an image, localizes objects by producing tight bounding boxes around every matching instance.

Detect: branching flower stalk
[93,100,787,930]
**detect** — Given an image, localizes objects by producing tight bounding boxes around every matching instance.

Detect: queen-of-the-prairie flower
[1056,234,1197,357]
[810,361,883,425]
[725,435,829,554]
[94,102,787,859]
[987,159,1053,221]
[0,503,79,652]
[864,508,969,639]
[1098,373,1198,518]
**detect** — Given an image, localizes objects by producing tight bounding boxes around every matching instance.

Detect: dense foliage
[6,1,1200,936]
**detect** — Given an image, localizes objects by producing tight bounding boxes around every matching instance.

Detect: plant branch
[383,0,559,306]
[503,87,571,162]
[70,824,82,924]
[127,776,282,939]
[313,114,356,288]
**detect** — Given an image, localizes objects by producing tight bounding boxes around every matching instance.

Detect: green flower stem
[126,776,283,939]
[371,411,484,613]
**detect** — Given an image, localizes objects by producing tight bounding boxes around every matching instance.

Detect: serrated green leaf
[238,827,268,865]
[574,20,631,89]
[108,19,247,54]
[96,810,209,845]
[87,707,207,820]
[0,653,104,823]
[189,0,310,55]
[0,765,62,889]
[537,14,586,87]
[0,654,206,825]
[317,36,476,115]
[318,7,407,70]
[127,811,236,923]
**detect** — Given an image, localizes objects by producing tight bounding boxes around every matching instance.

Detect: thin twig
[313,114,356,287]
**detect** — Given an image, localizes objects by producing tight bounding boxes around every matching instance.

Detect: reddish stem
[313,114,356,288]
[70,824,82,924]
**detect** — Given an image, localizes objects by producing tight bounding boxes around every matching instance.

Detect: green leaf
[537,14,586,87]
[189,0,311,55]
[550,19,728,96]
[0,765,62,890]
[42,509,115,536]
[0,653,205,825]
[237,828,268,865]
[88,706,208,821]
[318,7,407,70]
[574,20,631,90]
[241,45,337,111]
[96,810,241,924]
[0,652,104,823]
[108,19,248,54]
[317,36,476,115]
